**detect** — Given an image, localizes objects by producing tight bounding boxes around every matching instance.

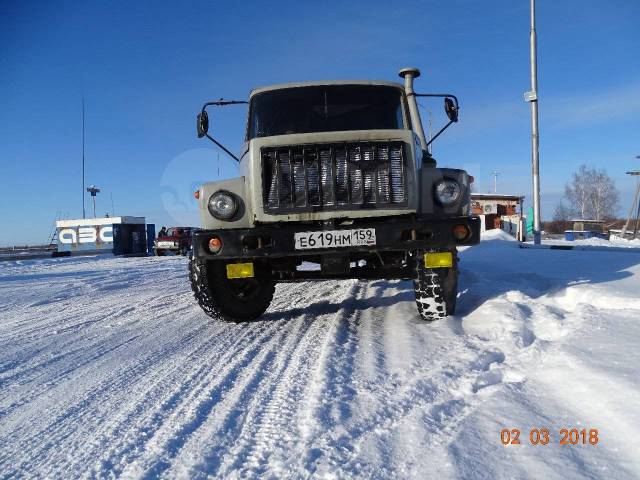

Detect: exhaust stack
[399,67,428,152]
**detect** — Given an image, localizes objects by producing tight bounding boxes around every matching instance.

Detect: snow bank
[481,228,517,242]
[481,229,518,242]
[610,235,640,247]
[541,234,640,249]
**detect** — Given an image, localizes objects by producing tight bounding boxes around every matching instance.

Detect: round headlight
[435,179,461,205]
[208,191,238,220]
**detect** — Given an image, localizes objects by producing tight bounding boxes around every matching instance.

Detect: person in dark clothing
[158,226,167,238]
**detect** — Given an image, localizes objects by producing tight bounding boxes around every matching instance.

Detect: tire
[189,257,275,322]
[413,249,458,321]
[154,249,165,256]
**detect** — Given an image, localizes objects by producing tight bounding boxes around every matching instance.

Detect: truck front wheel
[413,250,458,321]
[188,258,275,322]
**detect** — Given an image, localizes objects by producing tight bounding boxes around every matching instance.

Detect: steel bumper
[193,216,480,260]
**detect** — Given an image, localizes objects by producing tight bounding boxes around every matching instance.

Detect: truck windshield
[248,85,405,138]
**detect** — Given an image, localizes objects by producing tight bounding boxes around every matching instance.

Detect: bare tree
[561,165,619,220]
[553,201,572,221]
[565,165,591,219]
[591,169,619,220]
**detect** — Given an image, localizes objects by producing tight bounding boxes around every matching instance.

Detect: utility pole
[492,170,500,193]
[524,0,542,244]
[82,97,86,219]
[621,155,640,238]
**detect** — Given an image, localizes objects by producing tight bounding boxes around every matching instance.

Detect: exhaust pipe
[399,67,428,152]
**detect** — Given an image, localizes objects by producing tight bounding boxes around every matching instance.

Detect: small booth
[564,220,609,241]
[55,216,155,256]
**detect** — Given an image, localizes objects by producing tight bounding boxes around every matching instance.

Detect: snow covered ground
[1,231,639,479]
[536,234,640,249]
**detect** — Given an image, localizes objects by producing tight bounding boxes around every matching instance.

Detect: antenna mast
[82,97,86,219]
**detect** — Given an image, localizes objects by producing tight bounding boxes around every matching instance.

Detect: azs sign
[59,226,113,244]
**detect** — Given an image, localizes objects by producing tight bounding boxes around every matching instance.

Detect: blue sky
[1,0,639,246]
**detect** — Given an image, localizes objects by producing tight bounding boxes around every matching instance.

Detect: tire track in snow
[209,281,364,479]
[110,282,326,478]
[292,281,395,476]
[88,319,284,477]
[0,294,195,418]
[1,319,211,476]
[0,269,205,475]
[118,321,291,478]
[2,258,311,478]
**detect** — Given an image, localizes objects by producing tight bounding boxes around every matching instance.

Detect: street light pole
[526,0,542,244]
[86,185,101,218]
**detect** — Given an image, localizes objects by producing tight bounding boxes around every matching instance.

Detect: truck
[189,67,480,322]
[153,227,195,256]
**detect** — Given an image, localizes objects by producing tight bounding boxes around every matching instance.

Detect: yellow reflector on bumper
[424,252,453,269]
[226,262,254,279]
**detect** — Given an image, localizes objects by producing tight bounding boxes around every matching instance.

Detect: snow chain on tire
[413,250,458,321]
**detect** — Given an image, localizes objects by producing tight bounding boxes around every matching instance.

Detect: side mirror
[197,111,209,138]
[444,98,458,123]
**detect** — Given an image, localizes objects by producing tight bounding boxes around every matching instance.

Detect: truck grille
[262,141,407,213]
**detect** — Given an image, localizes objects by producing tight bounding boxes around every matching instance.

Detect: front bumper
[193,215,480,260]
[154,245,179,250]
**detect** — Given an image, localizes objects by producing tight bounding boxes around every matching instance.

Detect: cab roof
[250,80,405,98]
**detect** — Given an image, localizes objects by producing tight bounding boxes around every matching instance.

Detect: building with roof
[471,193,525,240]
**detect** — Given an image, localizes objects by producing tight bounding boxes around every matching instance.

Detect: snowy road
[1,232,640,479]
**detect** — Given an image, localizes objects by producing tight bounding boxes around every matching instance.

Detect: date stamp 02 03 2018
[500,428,600,446]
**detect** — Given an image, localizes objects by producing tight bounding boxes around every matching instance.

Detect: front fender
[197,177,254,229]
[418,168,471,217]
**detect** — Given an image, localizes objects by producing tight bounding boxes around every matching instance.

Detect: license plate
[294,228,376,250]
[157,241,175,248]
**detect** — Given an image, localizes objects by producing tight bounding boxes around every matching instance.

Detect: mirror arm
[412,93,459,111]
[202,99,249,107]
[412,93,459,148]
[203,132,241,163]
[199,99,249,163]
[425,120,453,148]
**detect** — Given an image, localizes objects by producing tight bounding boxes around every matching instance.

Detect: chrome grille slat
[320,148,334,206]
[335,147,349,204]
